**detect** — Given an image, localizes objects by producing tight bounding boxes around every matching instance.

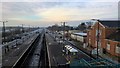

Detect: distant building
[71,32,87,48]
[87,20,120,57]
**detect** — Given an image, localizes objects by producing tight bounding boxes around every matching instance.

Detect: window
[117,44,120,47]
[116,44,120,53]
[107,41,110,50]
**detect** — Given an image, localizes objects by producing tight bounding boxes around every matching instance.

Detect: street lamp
[91,19,99,59]
[97,20,99,59]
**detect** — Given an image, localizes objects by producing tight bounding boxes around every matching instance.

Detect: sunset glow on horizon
[1,0,119,27]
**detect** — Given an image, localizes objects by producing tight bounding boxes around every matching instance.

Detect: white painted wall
[76,36,84,42]
[116,46,120,54]
[71,34,76,40]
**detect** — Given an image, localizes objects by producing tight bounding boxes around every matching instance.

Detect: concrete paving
[46,33,68,67]
[2,34,39,67]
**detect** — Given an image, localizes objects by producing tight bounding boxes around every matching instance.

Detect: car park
[11,45,17,49]
[16,39,23,45]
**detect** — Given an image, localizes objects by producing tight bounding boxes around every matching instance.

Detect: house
[87,20,120,57]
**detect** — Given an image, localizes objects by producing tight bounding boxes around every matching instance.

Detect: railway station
[1,1,120,68]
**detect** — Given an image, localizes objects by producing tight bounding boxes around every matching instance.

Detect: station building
[87,20,120,57]
[71,33,87,43]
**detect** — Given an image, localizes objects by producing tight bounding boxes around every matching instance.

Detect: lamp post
[97,20,99,59]
[91,19,99,59]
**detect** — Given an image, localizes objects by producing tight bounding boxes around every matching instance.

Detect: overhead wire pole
[62,22,71,63]
[0,21,8,54]
[0,21,8,44]
[61,22,66,57]
[61,22,66,42]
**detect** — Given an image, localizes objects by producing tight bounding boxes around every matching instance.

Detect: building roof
[74,32,87,36]
[99,20,120,28]
[106,30,120,42]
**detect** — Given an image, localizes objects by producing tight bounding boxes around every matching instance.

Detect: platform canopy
[74,32,87,36]
[65,45,78,53]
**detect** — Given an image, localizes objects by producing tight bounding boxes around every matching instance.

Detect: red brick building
[87,20,120,57]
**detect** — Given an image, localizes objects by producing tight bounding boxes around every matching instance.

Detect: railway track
[11,30,47,68]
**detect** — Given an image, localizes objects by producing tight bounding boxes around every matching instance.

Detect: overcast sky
[0,0,119,27]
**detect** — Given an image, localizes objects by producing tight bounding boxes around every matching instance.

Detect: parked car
[16,39,23,45]
[11,45,17,49]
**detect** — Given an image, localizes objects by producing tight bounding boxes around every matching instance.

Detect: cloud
[34,2,118,22]
[1,2,118,27]
[1,0,120,2]
[0,2,2,21]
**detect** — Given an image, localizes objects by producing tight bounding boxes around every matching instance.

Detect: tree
[47,24,74,31]
[77,23,87,31]
[86,21,93,29]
